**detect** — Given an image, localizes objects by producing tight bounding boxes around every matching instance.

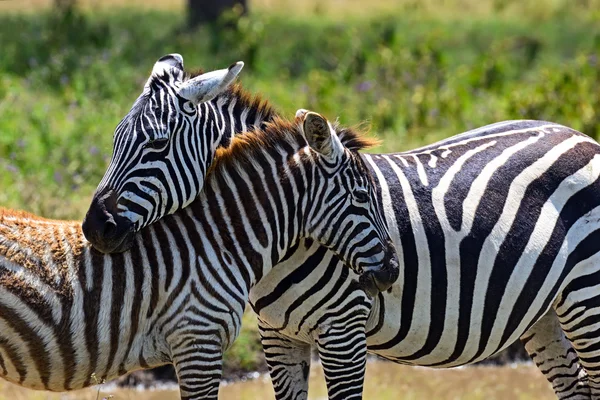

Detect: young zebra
[0,112,398,399]
[250,117,600,400]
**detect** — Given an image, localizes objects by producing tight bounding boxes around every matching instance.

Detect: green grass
[2,3,600,217]
[1,0,600,376]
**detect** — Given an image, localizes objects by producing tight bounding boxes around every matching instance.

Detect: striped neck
[209,84,277,149]
[183,138,308,285]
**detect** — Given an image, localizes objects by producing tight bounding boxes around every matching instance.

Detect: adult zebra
[0,112,398,400]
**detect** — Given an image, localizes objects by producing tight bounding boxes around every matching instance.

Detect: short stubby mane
[187,69,373,152]
[333,121,380,151]
[212,116,378,169]
[211,116,301,174]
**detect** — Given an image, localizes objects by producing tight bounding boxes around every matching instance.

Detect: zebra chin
[82,188,136,254]
[87,229,135,254]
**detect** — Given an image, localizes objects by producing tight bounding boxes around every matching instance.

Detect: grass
[0,362,555,399]
[1,0,600,379]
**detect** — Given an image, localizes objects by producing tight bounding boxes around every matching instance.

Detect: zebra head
[297,110,399,296]
[82,54,244,254]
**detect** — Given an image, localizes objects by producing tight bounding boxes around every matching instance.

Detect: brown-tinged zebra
[0,112,398,399]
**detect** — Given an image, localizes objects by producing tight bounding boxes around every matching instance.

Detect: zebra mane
[189,69,377,151]
[210,116,378,177]
[227,83,277,123]
[332,121,381,151]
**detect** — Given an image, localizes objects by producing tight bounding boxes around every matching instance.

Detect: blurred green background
[2,0,600,220]
[1,0,600,380]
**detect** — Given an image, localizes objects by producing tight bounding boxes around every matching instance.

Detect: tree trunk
[187,0,248,28]
[54,0,77,12]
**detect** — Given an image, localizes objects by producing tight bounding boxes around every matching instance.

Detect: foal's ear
[300,111,345,159]
[177,61,244,106]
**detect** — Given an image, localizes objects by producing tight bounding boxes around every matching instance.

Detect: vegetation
[0,362,557,399]
[1,0,600,380]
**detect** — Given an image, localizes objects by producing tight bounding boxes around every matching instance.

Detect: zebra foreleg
[259,319,311,400]
[171,340,223,400]
[521,310,590,399]
[314,314,368,400]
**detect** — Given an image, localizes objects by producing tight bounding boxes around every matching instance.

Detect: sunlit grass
[0,363,553,399]
[2,0,600,20]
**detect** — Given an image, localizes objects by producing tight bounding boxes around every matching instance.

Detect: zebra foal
[0,111,398,399]
[251,118,600,400]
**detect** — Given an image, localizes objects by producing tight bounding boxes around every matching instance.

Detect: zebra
[0,111,398,400]
[249,117,600,400]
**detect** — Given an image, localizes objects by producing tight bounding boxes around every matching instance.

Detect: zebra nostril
[102,217,117,238]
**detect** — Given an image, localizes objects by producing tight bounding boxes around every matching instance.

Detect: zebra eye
[354,188,370,203]
[144,137,169,149]
[182,101,196,114]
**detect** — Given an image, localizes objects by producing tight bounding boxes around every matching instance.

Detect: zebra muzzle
[358,245,400,297]
[82,188,136,254]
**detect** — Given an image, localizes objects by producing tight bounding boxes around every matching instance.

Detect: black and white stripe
[250,120,600,400]
[83,54,272,253]
[0,113,397,399]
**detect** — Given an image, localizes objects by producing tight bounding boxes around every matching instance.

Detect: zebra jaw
[359,255,400,297]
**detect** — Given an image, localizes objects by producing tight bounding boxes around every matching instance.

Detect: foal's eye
[144,138,169,149]
[354,188,370,203]
[182,101,196,114]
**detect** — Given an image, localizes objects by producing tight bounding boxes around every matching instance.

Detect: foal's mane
[210,116,379,177]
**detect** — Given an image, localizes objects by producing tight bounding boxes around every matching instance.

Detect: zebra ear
[145,54,185,88]
[301,111,344,159]
[152,53,184,76]
[177,61,244,106]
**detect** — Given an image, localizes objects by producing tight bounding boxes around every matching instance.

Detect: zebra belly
[364,288,546,367]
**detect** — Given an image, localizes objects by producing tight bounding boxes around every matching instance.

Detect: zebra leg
[259,319,312,400]
[171,341,223,400]
[521,310,590,399]
[314,315,368,400]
